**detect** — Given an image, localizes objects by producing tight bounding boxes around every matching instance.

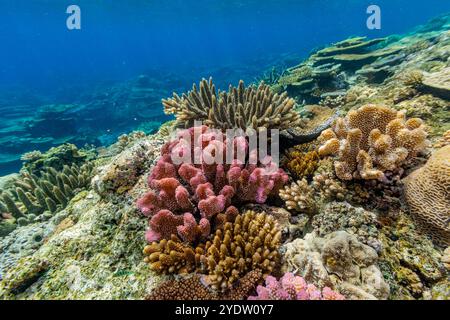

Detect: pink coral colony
[137,125,288,243]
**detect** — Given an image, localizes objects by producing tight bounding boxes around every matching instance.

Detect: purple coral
[248,273,345,300]
[137,125,288,243]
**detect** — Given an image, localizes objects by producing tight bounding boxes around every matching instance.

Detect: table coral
[403,145,450,246]
[318,104,428,181]
[137,125,288,242]
[162,78,302,131]
[248,272,345,300]
[144,210,281,291]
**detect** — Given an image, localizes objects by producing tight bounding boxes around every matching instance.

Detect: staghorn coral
[318,104,429,181]
[146,269,263,300]
[162,78,302,130]
[283,231,390,300]
[144,210,281,291]
[283,149,319,180]
[279,179,317,215]
[0,162,94,226]
[137,125,288,242]
[248,272,345,300]
[403,145,450,246]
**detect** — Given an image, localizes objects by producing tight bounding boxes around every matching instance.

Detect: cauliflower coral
[137,125,288,242]
[318,104,428,181]
[248,273,345,300]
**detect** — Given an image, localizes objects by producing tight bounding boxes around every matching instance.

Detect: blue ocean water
[0,0,449,175]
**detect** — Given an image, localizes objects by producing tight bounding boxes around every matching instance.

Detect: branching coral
[248,272,345,300]
[162,78,302,130]
[0,162,94,226]
[137,126,288,242]
[144,210,281,291]
[283,149,319,180]
[146,269,263,300]
[318,104,428,181]
[403,145,450,246]
[279,179,317,215]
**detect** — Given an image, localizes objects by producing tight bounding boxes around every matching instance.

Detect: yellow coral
[403,145,450,246]
[318,104,428,181]
[279,179,317,214]
[144,211,281,291]
[284,150,319,180]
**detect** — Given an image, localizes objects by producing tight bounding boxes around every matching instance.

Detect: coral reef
[137,125,288,242]
[377,212,447,299]
[403,145,450,246]
[248,272,345,300]
[144,210,281,291]
[283,231,390,300]
[318,104,428,181]
[163,78,302,130]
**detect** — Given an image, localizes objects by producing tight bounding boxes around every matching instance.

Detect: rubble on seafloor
[0,14,449,300]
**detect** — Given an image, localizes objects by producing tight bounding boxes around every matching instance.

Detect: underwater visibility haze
[0,0,449,302]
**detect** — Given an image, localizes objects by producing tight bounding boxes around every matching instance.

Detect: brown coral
[403,145,450,246]
[146,269,262,300]
[318,104,428,181]
[162,78,301,130]
[144,211,281,291]
[284,149,319,180]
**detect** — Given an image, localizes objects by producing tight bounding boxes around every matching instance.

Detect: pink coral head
[198,195,226,219]
[137,191,160,217]
[176,214,211,243]
[322,287,345,300]
[148,209,184,242]
[195,183,215,200]
[198,218,211,238]
[178,163,206,188]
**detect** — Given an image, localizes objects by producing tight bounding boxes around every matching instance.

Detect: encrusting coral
[403,145,450,246]
[137,125,288,243]
[248,272,345,300]
[143,210,281,291]
[146,269,263,300]
[0,162,94,226]
[283,231,390,300]
[162,78,302,131]
[318,104,428,181]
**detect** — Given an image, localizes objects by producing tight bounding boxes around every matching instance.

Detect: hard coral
[318,104,428,181]
[137,125,288,242]
[279,179,317,215]
[146,269,263,300]
[0,163,94,226]
[284,149,319,180]
[248,272,345,300]
[162,78,302,130]
[144,210,281,291]
[403,145,450,246]
[283,231,390,300]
